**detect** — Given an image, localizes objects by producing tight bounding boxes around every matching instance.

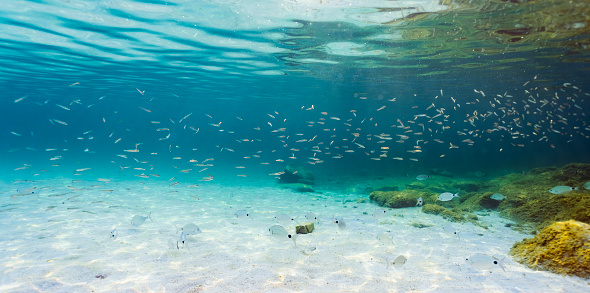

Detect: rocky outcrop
[510,220,590,278]
[296,222,315,234]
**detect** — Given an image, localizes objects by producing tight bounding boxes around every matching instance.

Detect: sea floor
[1,178,588,293]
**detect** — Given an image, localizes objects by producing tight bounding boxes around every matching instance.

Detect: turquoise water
[1,1,589,181]
[1,0,590,292]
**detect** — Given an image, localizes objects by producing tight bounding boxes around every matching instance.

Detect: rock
[478,192,502,209]
[421,203,446,215]
[509,220,590,278]
[296,222,315,234]
[278,163,315,185]
[410,222,433,229]
[369,190,423,208]
[279,183,315,193]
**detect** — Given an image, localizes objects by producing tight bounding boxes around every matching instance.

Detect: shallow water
[1,0,590,292]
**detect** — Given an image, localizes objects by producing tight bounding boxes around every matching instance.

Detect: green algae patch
[478,192,502,209]
[494,163,590,230]
[370,190,423,208]
[510,220,590,278]
[422,204,468,223]
[367,163,590,232]
[421,204,446,215]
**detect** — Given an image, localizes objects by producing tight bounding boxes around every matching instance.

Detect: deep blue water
[1,0,589,183]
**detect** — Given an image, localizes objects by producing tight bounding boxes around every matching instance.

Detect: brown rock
[296,222,315,234]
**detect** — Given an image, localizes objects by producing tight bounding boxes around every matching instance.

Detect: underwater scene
[1,0,590,292]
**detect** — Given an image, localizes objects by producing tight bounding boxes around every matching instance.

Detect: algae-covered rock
[278,163,315,185]
[370,190,423,208]
[551,163,590,182]
[365,163,590,232]
[510,220,590,278]
[421,204,480,224]
[421,204,446,215]
[410,222,434,229]
[483,163,590,231]
[295,222,315,234]
[478,192,502,209]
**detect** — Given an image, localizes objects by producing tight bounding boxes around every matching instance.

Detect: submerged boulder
[510,220,590,278]
[296,222,315,234]
[278,163,315,185]
[369,190,424,208]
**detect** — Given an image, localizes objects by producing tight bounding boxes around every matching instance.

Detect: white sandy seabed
[0,178,589,293]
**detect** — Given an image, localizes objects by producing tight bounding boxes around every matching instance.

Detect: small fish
[181,223,202,235]
[234,210,252,219]
[377,232,393,245]
[14,95,28,103]
[333,217,346,230]
[110,228,118,240]
[416,175,431,180]
[178,231,188,249]
[490,193,505,201]
[443,224,460,239]
[416,197,423,207]
[466,253,506,272]
[438,192,459,201]
[584,181,590,190]
[386,255,407,268]
[131,212,152,226]
[548,186,578,194]
[372,209,387,219]
[274,214,296,226]
[305,212,318,223]
[269,225,298,246]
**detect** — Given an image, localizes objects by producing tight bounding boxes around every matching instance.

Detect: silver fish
[305,212,318,223]
[438,192,459,201]
[443,224,461,239]
[490,193,505,201]
[387,255,407,268]
[274,214,296,226]
[131,211,152,226]
[377,232,394,245]
[466,253,505,272]
[416,175,431,180]
[548,186,578,194]
[234,210,252,219]
[372,209,387,219]
[181,223,202,235]
[269,225,298,246]
[333,217,346,230]
[416,197,423,207]
[584,181,590,190]
[110,228,118,240]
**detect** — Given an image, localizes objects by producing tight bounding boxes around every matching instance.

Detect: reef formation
[510,220,590,278]
[368,163,590,231]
